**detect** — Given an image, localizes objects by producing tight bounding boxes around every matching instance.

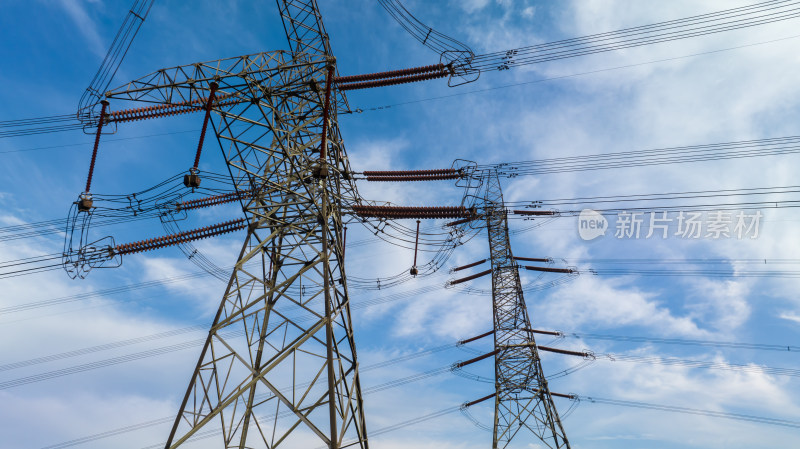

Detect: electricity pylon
[484,172,570,448]
[104,2,368,447]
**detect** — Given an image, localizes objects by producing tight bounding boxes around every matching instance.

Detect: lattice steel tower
[484,172,570,449]
[102,2,368,448]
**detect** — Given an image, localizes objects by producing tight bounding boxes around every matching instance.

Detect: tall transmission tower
[52,1,800,446]
[75,1,572,447]
[100,2,368,448]
[484,172,570,448]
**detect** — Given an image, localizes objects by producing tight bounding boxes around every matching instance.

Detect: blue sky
[1,1,800,448]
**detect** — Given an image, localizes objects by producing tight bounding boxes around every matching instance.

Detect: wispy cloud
[56,0,106,58]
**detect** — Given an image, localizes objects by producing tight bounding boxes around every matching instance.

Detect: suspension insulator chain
[366,173,462,182]
[363,168,457,176]
[453,259,488,272]
[352,205,474,219]
[514,209,556,216]
[192,82,219,170]
[514,256,550,263]
[338,71,449,91]
[79,100,110,212]
[524,265,576,274]
[450,268,493,285]
[84,100,109,193]
[363,168,463,182]
[114,218,247,255]
[336,63,450,91]
[334,64,445,84]
[177,189,253,212]
[106,92,239,124]
[185,82,219,188]
[410,219,420,276]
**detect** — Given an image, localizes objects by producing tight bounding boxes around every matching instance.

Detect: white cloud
[56,0,107,57]
[536,275,703,336]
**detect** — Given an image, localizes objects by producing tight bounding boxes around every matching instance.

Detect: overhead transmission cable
[463,0,800,73]
[478,135,800,177]
[571,396,800,429]
[350,33,800,114]
[37,344,458,449]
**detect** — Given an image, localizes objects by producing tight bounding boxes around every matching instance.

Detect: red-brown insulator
[454,348,500,368]
[513,209,556,216]
[365,173,461,182]
[453,259,488,272]
[458,329,495,345]
[108,93,242,124]
[522,328,562,336]
[450,269,493,285]
[338,71,448,91]
[363,168,455,176]
[524,266,575,274]
[514,256,550,263]
[537,346,589,358]
[463,393,497,408]
[113,218,247,255]
[334,64,444,84]
[550,392,577,400]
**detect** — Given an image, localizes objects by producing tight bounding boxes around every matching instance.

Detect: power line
[574,396,800,429]
[37,344,457,449]
[568,332,800,352]
[349,33,800,113]
[0,129,198,155]
[465,0,800,72]
[478,136,800,177]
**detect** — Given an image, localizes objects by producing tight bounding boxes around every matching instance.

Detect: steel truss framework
[95,0,572,447]
[105,18,367,449]
[484,172,570,448]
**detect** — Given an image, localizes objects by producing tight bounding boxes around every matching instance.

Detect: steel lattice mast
[484,172,570,449]
[101,2,367,448]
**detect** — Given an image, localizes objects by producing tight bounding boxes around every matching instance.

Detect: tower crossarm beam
[104,51,327,105]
